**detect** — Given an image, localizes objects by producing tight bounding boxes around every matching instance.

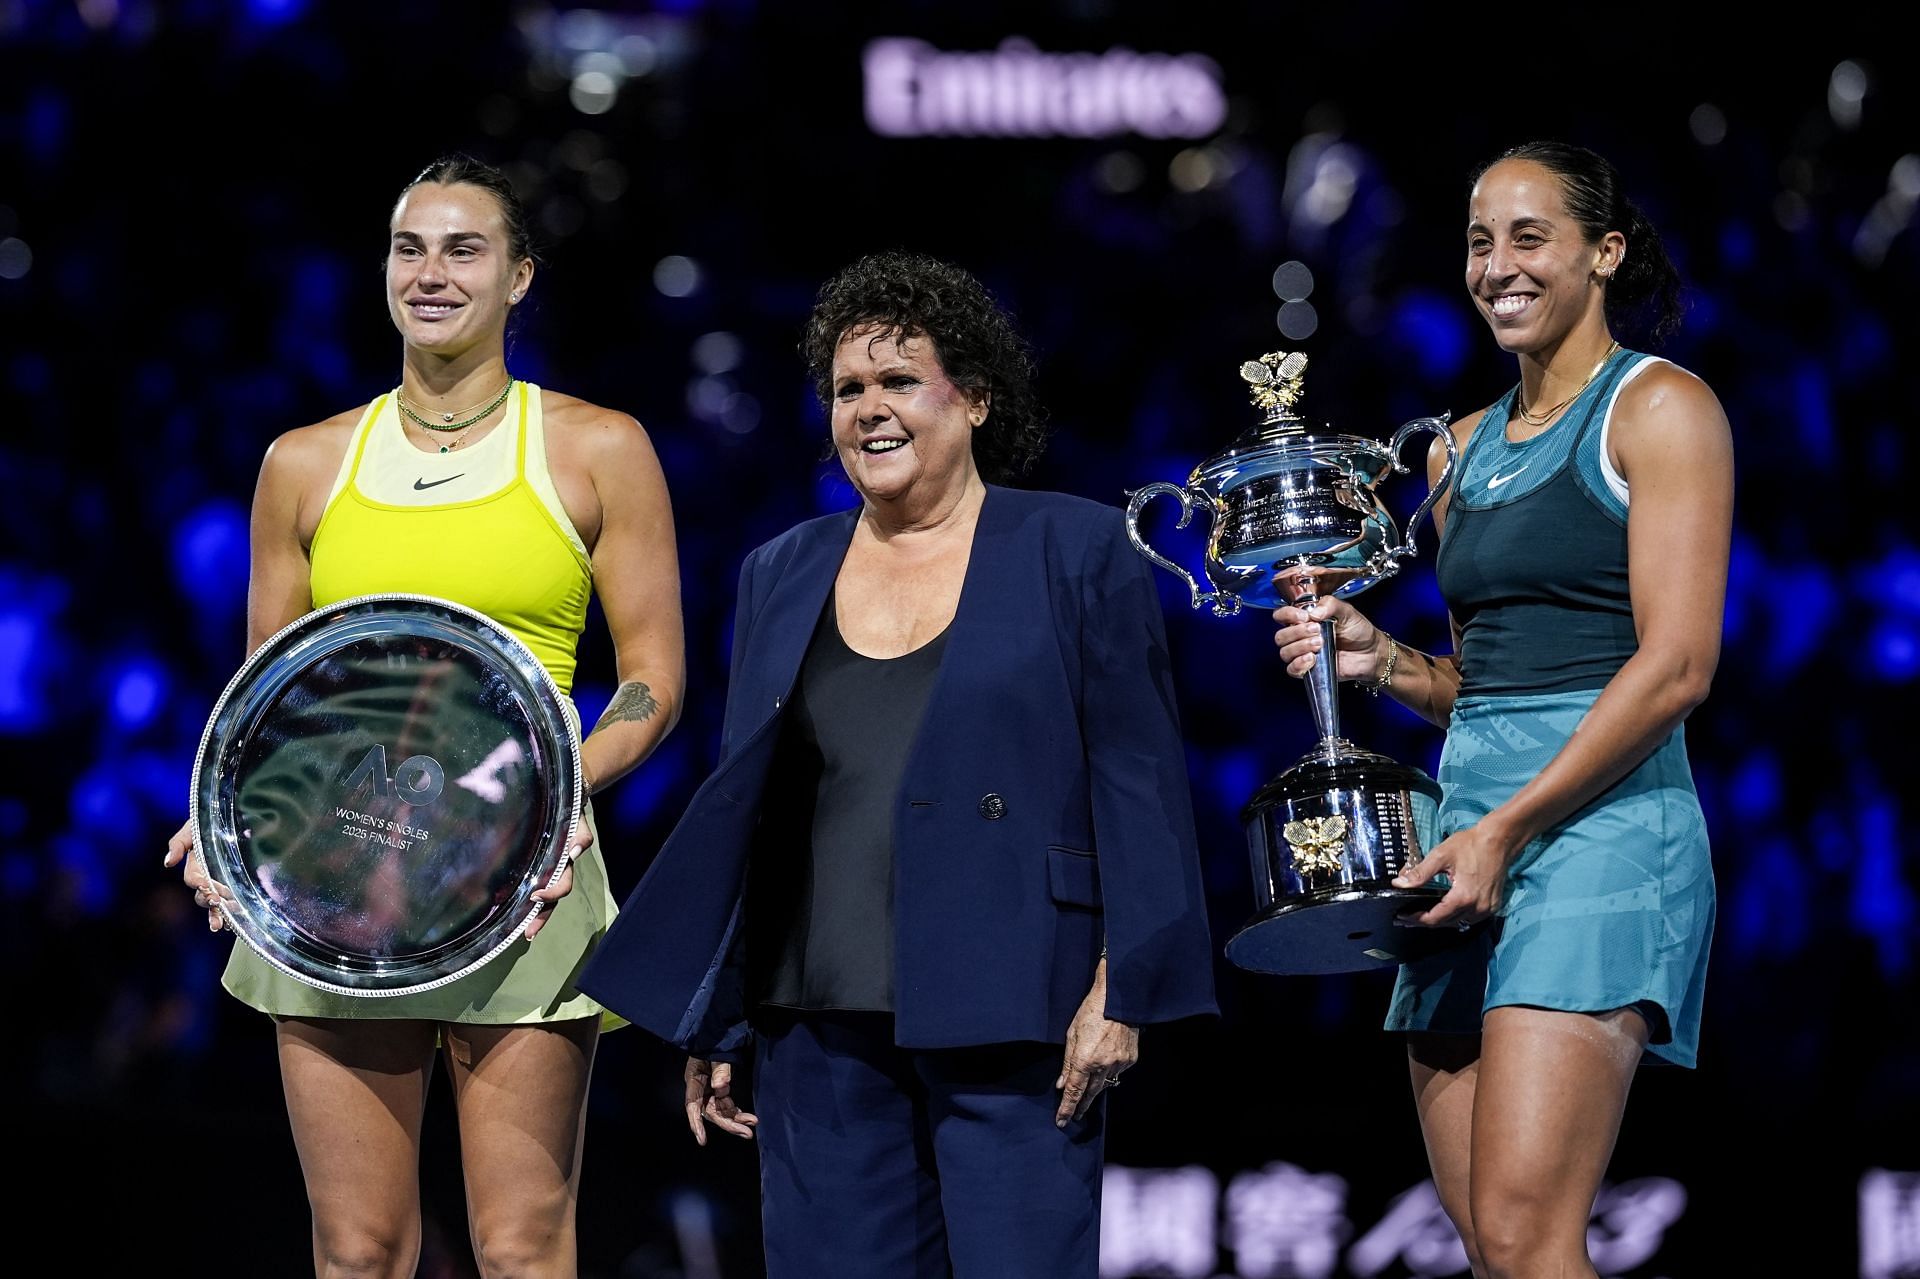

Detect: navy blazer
[578,486,1217,1053]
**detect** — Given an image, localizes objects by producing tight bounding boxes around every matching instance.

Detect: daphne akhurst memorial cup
[1126,352,1465,975]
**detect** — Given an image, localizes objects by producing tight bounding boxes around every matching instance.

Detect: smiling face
[385,181,533,357]
[829,327,986,508]
[1465,159,1622,356]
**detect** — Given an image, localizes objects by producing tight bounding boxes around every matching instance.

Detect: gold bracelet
[1361,636,1398,696]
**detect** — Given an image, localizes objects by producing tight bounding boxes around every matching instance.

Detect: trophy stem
[1305,612,1341,754]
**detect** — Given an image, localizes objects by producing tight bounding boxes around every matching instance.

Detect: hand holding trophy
[1126,352,1466,974]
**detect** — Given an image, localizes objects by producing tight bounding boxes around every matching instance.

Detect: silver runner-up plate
[190,594,581,997]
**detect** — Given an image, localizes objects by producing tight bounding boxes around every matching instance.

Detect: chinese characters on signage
[1101,1165,1688,1278]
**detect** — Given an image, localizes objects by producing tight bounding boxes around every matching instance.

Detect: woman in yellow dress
[164,155,684,1278]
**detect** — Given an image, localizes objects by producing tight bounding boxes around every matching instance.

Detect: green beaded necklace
[397,379,515,453]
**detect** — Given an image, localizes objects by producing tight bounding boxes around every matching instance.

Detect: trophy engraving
[1126,351,1465,974]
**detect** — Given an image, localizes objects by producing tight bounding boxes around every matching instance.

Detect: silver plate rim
[188,591,582,998]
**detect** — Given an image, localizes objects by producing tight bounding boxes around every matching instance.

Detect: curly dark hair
[802,252,1050,484]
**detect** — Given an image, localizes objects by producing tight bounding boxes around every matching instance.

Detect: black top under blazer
[577,486,1218,1055]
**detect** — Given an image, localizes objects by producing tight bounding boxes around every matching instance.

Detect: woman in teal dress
[1273,141,1732,1278]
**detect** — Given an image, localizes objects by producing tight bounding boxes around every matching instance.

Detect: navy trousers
[752,1012,1105,1278]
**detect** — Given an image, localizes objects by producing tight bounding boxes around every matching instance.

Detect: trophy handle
[1125,482,1241,617]
[1385,413,1457,564]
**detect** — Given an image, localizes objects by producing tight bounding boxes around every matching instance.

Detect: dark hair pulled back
[1474,140,1685,345]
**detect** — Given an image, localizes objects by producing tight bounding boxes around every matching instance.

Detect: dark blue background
[3,3,1913,1275]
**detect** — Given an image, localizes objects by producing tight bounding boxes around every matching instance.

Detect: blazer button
[978,793,1006,820]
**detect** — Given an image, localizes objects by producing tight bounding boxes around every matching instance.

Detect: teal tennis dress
[1385,349,1715,1067]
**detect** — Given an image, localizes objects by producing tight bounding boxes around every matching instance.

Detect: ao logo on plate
[342,744,446,807]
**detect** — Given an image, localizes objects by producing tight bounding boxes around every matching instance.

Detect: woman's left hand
[1054,967,1139,1127]
[526,817,595,940]
[1393,821,1520,929]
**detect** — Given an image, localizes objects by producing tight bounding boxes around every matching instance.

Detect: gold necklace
[396,378,515,432]
[423,420,480,455]
[1515,341,1619,427]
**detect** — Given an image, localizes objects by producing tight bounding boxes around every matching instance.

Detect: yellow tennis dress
[221,383,620,1024]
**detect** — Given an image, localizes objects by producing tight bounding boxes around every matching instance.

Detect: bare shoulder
[260,404,364,485]
[1611,361,1731,460]
[1616,360,1726,426]
[1607,361,1733,497]
[541,388,661,469]
[542,389,653,448]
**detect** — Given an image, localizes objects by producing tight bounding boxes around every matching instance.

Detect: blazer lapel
[742,507,858,731]
[911,486,1026,752]
[749,489,1024,769]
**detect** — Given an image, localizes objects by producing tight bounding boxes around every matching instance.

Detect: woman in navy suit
[579,252,1214,1277]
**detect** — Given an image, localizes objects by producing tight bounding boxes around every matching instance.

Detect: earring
[509,292,521,302]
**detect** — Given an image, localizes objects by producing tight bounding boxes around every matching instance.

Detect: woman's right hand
[163,819,232,932]
[684,1056,757,1145]
[1272,598,1389,684]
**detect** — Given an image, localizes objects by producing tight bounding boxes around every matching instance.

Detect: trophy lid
[1188,351,1395,491]
[1241,349,1312,423]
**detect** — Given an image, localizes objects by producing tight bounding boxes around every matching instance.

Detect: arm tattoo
[594,681,659,733]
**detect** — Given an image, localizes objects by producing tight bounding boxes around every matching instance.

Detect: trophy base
[1235,744,1451,975]
[1225,885,1470,975]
